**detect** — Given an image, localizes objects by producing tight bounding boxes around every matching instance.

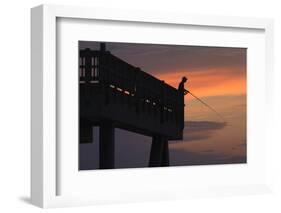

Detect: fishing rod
[186,90,226,123]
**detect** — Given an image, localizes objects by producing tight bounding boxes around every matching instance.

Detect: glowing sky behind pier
[79,41,247,168]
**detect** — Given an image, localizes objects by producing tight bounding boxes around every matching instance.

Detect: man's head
[182,76,188,83]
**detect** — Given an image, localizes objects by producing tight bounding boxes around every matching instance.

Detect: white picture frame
[31,4,274,208]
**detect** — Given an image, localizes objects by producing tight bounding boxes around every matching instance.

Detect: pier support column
[161,138,169,166]
[79,120,93,143]
[149,136,169,167]
[99,122,115,169]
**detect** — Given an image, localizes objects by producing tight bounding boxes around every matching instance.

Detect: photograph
[78,41,247,170]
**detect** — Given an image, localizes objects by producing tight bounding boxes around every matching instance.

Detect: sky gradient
[79,41,247,169]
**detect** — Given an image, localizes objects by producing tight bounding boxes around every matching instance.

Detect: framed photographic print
[31,4,274,208]
[78,41,246,170]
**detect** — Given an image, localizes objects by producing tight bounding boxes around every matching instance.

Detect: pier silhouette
[79,43,185,169]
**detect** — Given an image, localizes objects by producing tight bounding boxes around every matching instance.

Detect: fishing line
[187,91,226,122]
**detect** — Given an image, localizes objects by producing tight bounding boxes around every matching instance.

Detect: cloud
[181,121,226,142]
[202,149,214,153]
[184,121,226,131]
[79,41,246,75]
[169,148,246,166]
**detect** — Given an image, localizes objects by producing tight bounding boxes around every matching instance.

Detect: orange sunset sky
[80,41,247,167]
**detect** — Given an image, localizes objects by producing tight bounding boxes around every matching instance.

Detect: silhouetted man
[178,76,189,95]
[178,76,188,131]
